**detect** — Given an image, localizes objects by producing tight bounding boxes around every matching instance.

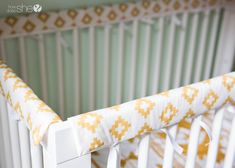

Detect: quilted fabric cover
[69,72,235,157]
[0,60,61,144]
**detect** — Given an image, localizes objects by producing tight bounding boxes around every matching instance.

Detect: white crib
[0,0,235,168]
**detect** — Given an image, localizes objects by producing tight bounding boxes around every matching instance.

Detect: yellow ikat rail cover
[69,72,235,157]
[0,60,61,144]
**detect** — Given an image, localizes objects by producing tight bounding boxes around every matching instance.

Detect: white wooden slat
[162,125,178,168]
[203,9,220,79]
[56,31,65,119]
[103,25,110,107]
[205,109,224,168]
[162,16,176,91]
[89,27,95,110]
[183,13,199,85]
[0,96,13,168]
[19,36,28,82]
[223,114,235,168]
[18,121,31,168]
[0,118,5,168]
[0,39,6,61]
[116,22,125,104]
[138,135,150,168]
[140,24,151,97]
[7,103,21,168]
[151,17,164,94]
[107,145,120,168]
[185,116,202,168]
[173,13,188,88]
[30,135,43,168]
[73,28,80,115]
[38,34,48,102]
[128,20,138,100]
[193,11,210,82]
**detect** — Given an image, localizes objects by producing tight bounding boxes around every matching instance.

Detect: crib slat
[89,27,95,110]
[107,145,120,168]
[18,121,31,168]
[138,134,150,168]
[103,25,110,107]
[116,22,124,104]
[56,31,65,119]
[73,28,80,114]
[162,125,178,168]
[128,20,138,100]
[162,16,175,91]
[173,13,188,88]
[204,9,220,79]
[0,96,13,168]
[38,34,48,102]
[7,103,22,168]
[19,37,28,82]
[141,24,151,97]
[30,134,43,168]
[205,109,224,168]
[183,13,199,85]
[223,113,235,168]
[185,116,202,168]
[193,11,210,82]
[151,17,164,93]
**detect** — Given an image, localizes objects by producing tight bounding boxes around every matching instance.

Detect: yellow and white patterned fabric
[0,59,61,144]
[69,72,235,157]
[0,0,234,38]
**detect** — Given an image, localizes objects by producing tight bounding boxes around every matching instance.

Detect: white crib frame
[0,2,235,168]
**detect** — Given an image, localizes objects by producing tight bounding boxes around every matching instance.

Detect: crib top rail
[67,72,235,157]
[0,59,61,145]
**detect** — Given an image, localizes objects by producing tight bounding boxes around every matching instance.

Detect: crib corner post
[42,121,91,168]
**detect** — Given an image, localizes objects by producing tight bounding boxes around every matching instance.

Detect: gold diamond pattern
[108,10,117,20]
[131,7,140,17]
[153,4,161,13]
[119,3,128,12]
[135,99,155,118]
[94,7,104,16]
[82,14,92,24]
[23,20,36,32]
[38,13,49,22]
[110,116,131,140]
[222,75,235,91]
[13,79,28,91]
[0,82,5,97]
[24,90,38,102]
[77,113,103,133]
[4,69,16,81]
[142,1,150,9]
[183,108,195,119]
[68,10,78,19]
[182,86,199,104]
[14,102,24,119]
[54,17,65,28]
[160,103,178,124]
[203,90,219,110]
[174,1,181,10]
[192,0,200,8]
[5,16,18,27]
[137,123,153,136]
[89,138,104,151]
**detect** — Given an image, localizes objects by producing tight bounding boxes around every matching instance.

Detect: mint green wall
[0,0,136,17]
[1,8,223,119]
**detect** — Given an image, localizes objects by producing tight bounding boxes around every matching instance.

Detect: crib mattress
[91,110,234,168]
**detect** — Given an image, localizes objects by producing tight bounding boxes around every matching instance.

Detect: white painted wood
[185,116,202,168]
[193,10,210,82]
[205,108,224,168]
[116,22,125,104]
[57,154,91,168]
[0,95,13,168]
[141,24,151,97]
[151,17,164,93]
[7,103,21,168]
[183,13,199,85]
[18,121,31,168]
[73,28,80,115]
[88,27,95,110]
[162,16,175,91]
[0,117,6,168]
[103,25,110,107]
[223,114,235,168]
[138,134,150,168]
[38,34,48,102]
[203,9,220,79]
[213,7,235,76]
[30,134,43,168]
[173,13,188,88]
[162,125,177,168]
[19,36,28,82]
[107,145,120,168]
[56,31,65,119]
[128,20,138,100]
